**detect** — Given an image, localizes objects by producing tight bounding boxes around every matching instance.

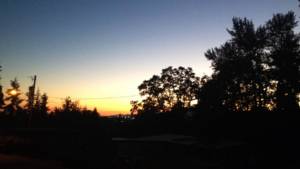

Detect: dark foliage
[200,11,299,113]
[135,66,200,114]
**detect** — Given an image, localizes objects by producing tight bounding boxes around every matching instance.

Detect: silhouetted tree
[0,86,4,111]
[52,96,81,123]
[30,89,42,126]
[0,66,4,110]
[201,12,300,112]
[203,17,269,111]
[40,93,49,117]
[197,75,226,113]
[138,66,200,113]
[91,107,100,117]
[4,78,23,115]
[33,89,41,112]
[62,96,80,112]
[130,100,142,116]
[265,12,300,112]
[92,107,98,115]
[82,107,100,119]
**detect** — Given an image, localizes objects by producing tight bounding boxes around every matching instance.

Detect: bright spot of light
[10,90,17,96]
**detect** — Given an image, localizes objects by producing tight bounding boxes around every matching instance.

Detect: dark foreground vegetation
[0,11,299,169]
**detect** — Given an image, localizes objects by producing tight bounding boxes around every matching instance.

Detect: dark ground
[0,112,300,169]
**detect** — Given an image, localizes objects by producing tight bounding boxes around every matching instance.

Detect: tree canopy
[199,11,300,112]
[136,66,200,114]
[134,12,300,115]
[5,78,23,114]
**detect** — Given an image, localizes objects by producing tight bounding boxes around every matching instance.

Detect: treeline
[131,12,299,117]
[0,75,101,128]
[0,68,113,169]
[118,12,300,142]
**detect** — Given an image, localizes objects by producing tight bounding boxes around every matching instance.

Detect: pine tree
[5,78,23,115]
[0,66,4,110]
[40,93,49,117]
[0,86,4,111]
[34,89,41,112]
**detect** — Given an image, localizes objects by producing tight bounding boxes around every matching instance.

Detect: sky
[0,0,298,115]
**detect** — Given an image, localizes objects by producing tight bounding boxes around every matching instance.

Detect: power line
[47,94,140,100]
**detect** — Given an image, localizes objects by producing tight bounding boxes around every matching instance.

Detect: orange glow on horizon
[2,63,208,116]
[46,95,140,116]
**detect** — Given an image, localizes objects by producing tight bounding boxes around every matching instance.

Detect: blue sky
[0,0,298,115]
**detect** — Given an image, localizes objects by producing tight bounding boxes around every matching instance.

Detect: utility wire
[47,94,140,100]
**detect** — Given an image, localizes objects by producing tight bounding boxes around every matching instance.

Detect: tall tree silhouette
[201,12,300,112]
[30,89,41,125]
[26,76,36,112]
[0,86,4,111]
[5,78,23,115]
[138,66,200,113]
[265,12,300,111]
[40,93,49,117]
[34,89,41,111]
[203,17,268,111]
[0,66,4,110]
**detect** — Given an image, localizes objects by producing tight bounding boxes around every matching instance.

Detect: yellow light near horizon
[79,99,133,116]
[10,90,17,96]
[44,80,141,116]
[46,96,136,116]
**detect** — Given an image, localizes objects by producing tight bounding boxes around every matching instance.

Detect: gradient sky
[0,0,298,115]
